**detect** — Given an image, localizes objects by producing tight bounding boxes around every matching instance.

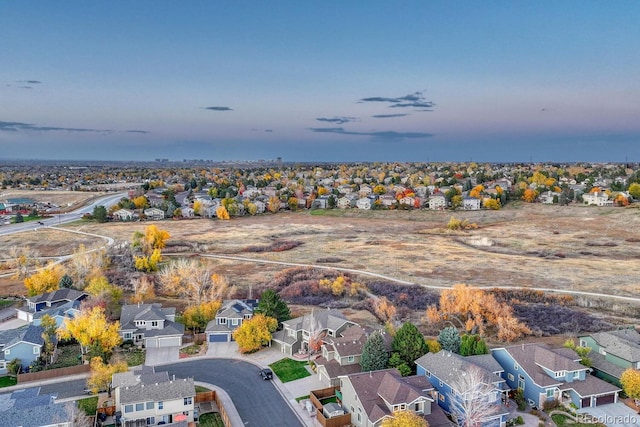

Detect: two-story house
[462,196,482,210]
[428,193,447,210]
[112,365,196,426]
[579,328,640,387]
[143,207,165,220]
[271,309,357,357]
[582,191,613,206]
[119,303,184,348]
[0,325,45,374]
[415,350,509,427]
[339,368,450,427]
[205,299,258,343]
[491,343,620,409]
[17,289,88,323]
[314,325,392,386]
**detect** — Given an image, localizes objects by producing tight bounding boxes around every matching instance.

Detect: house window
[125,405,133,413]
[158,401,163,410]
[146,417,155,425]
[219,318,227,325]
[244,314,252,319]
[555,371,566,378]
[350,406,354,413]
[580,340,586,347]
[4,349,9,356]
[0,362,4,369]
[573,371,580,379]
[231,319,238,326]
[508,373,515,381]
[439,393,445,402]
[136,403,144,411]
[33,346,40,354]
[146,402,154,410]
[347,356,355,363]
[151,321,158,327]
[546,389,554,398]
[357,412,361,422]
[288,329,296,337]
[328,330,334,337]
[518,375,525,392]
[425,370,431,378]
[439,380,443,387]
[514,362,519,371]
[124,333,132,339]
[184,397,193,405]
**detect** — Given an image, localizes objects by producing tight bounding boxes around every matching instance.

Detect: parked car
[259,368,273,380]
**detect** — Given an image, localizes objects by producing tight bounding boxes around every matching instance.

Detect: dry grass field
[3,199,640,304]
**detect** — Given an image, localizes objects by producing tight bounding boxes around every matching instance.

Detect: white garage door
[159,337,182,347]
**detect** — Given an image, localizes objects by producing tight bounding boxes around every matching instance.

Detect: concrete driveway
[578,403,639,427]
[0,317,28,331]
[145,346,180,366]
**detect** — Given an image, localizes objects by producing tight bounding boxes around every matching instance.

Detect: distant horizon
[2,2,639,162]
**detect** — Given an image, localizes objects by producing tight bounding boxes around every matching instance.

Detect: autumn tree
[267,195,281,213]
[84,275,123,318]
[39,314,57,365]
[448,366,500,427]
[215,206,230,220]
[132,195,148,209]
[391,322,428,374]
[68,244,106,288]
[24,263,64,296]
[181,300,222,333]
[134,248,162,272]
[8,245,40,280]
[193,199,203,216]
[621,368,640,406]
[86,355,128,395]
[255,289,290,326]
[306,309,326,356]
[483,198,501,210]
[58,402,93,427]
[380,410,428,427]
[360,330,389,372]
[374,296,398,328]
[438,326,461,354]
[233,313,278,353]
[629,183,640,200]
[468,185,484,199]
[522,188,538,203]
[59,306,122,362]
[129,275,156,304]
[132,224,170,256]
[159,258,229,304]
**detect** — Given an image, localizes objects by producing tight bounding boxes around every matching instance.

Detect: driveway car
[259,368,273,380]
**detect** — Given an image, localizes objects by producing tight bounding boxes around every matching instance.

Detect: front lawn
[551,413,605,427]
[122,348,145,367]
[269,358,311,383]
[0,376,17,388]
[198,413,225,427]
[77,396,98,416]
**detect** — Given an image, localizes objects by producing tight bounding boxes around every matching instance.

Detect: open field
[2,202,640,316]
[0,190,107,210]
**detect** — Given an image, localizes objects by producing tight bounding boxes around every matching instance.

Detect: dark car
[259,368,273,380]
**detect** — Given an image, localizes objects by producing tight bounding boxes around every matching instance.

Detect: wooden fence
[196,390,232,427]
[310,387,351,427]
[18,364,90,383]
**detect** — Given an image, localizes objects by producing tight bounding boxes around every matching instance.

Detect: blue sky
[1,1,639,162]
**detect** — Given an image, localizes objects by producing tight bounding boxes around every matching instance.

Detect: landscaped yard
[269,358,311,383]
[198,412,225,427]
[551,413,605,427]
[0,376,17,388]
[121,348,146,367]
[49,343,83,369]
[77,396,99,416]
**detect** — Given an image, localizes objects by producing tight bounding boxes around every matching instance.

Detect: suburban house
[113,208,136,221]
[539,191,561,204]
[356,197,373,210]
[205,299,259,343]
[32,299,82,328]
[112,365,196,426]
[143,207,165,220]
[337,196,356,209]
[0,387,73,427]
[180,206,195,218]
[119,303,184,348]
[338,368,450,427]
[491,343,620,409]
[0,325,45,374]
[17,289,88,323]
[462,196,482,210]
[579,328,640,386]
[314,325,392,386]
[428,194,447,210]
[271,309,357,357]
[582,191,613,206]
[415,350,509,427]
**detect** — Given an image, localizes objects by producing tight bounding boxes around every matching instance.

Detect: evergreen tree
[438,326,461,354]
[255,289,291,327]
[14,212,24,223]
[92,205,108,223]
[59,274,74,289]
[391,322,428,374]
[459,334,489,356]
[361,330,389,372]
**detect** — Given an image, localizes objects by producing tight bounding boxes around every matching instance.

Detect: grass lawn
[195,385,211,393]
[198,413,225,427]
[269,358,311,383]
[49,343,83,369]
[0,299,16,309]
[0,376,17,388]
[551,413,605,427]
[123,349,146,367]
[77,396,98,416]
[320,396,338,405]
[295,395,310,402]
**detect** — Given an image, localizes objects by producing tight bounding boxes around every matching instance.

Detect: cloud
[17,80,42,84]
[203,106,233,111]
[0,120,148,134]
[265,129,273,132]
[316,116,357,125]
[359,91,435,111]
[372,114,408,119]
[17,86,33,89]
[125,130,150,134]
[308,127,434,140]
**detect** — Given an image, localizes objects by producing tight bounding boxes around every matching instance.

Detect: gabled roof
[282,309,355,333]
[26,288,87,305]
[0,325,44,350]
[587,329,640,362]
[32,299,81,320]
[216,299,258,319]
[115,366,195,404]
[143,321,185,338]
[415,351,505,393]
[559,374,620,397]
[119,303,175,330]
[0,387,69,427]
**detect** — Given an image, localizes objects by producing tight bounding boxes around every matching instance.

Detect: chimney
[173,374,176,381]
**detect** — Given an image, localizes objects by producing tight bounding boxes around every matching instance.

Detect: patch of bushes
[513,303,611,336]
[243,240,302,253]
[315,257,345,263]
[490,288,573,306]
[366,281,439,310]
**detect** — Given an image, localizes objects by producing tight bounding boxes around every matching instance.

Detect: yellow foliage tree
[380,410,428,427]
[620,368,640,403]
[59,306,122,361]
[133,225,170,256]
[181,300,222,333]
[216,206,230,220]
[132,195,148,209]
[522,188,538,203]
[483,198,501,210]
[425,339,441,353]
[267,196,281,213]
[85,275,123,304]
[86,356,128,395]
[331,276,345,296]
[134,248,162,272]
[468,185,484,199]
[193,200,203,216]
[24,263,64,296]
[233,314,278,354]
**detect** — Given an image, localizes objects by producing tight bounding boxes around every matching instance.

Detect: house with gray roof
[17,288,88,323]
[271,309,357,357]
[339,368,450,427]
[492,343,620,409]
[119,303,184,348]
[415,350,508,427]
[579,328,640,386]
[0,387,72,427]
[113,365,196,426]
[205,299,258,343]
[31,299,82,328]
[315,325,392,386]
[0,325,45,374]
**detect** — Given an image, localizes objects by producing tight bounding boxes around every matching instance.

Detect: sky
[1,1,639,163]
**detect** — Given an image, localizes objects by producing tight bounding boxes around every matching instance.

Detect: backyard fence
[18,364,90,383]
